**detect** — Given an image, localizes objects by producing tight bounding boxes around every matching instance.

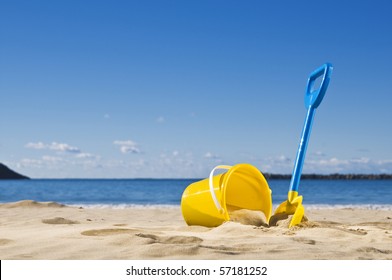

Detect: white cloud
[301,157,392,174]
[49,142,81,153]
[42,155,64,163]
[17,158,43,168]
[351,157,371,164]
[256,154,392,174]
[17,156,65,169]
[276,155,291,162]
[204,152,218,159]
[203,152,223,164]
[258,155,293,173]
[113,140,140,154]
[313,151,326,157]
[25,142,46,149]
[75,153,100,159]
[24,141,100,167]
[25,141,81,154]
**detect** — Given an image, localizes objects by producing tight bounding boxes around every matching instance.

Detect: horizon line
[8,172,392,180]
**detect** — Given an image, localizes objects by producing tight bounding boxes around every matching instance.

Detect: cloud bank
[18,141,392,178]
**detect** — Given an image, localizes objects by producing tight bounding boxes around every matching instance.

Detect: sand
[1,200,392,260]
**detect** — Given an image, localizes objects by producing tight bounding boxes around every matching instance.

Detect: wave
[296,204,392,210]
[67,203,392,211]
[68,203,180,209]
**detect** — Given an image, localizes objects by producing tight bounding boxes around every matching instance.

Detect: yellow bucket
[181,163,272,227]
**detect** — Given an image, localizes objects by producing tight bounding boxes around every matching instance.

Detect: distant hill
[0,163,30,179]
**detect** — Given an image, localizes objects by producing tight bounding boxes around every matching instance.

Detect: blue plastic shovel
[274,63,333,227]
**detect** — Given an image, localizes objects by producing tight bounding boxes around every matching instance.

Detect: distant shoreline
[6,174,392,180]
[264,173,392,180]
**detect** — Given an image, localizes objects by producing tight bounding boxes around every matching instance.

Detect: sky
[1,0,392,178]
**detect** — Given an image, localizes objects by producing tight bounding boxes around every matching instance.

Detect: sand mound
[229,209,268,227]
[0,200,65,208]
[42,217,79,225]
[81,228,138,236]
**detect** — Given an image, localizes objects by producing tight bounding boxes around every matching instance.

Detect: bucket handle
[209,165,232,213]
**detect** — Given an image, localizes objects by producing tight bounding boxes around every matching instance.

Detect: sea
[0,179,392,210]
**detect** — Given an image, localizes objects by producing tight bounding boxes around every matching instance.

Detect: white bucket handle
[209,165,232,213]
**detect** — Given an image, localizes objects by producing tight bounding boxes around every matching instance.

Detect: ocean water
[0,179,391,209]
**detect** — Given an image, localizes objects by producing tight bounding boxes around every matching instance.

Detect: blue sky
[1,0,392,178]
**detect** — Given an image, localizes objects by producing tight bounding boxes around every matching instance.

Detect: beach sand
[1,200,392,260]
